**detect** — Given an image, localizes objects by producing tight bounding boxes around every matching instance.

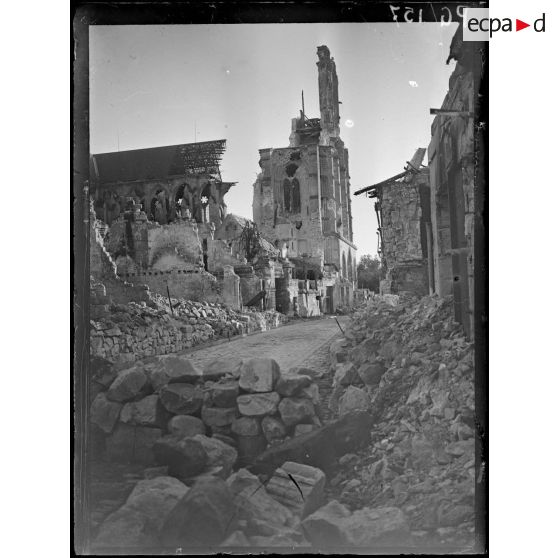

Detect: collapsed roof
[90,139,229,184]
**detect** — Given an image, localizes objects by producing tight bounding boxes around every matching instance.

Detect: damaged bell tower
[317,45,340,144]
[253,45,357,313]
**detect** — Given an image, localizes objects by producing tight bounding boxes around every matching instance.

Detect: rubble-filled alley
[87,291,477,553]
[78,25,485,555]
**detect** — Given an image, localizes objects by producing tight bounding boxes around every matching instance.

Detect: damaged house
[354,148,431,297]
[354,25,482,338]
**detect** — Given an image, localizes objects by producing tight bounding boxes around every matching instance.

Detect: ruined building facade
[89,140,250,308]
[253,46,357,312]
[427,33,481,338]
[355,26,483,338]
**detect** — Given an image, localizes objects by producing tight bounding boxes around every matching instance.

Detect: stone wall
[89,356,323,471]
[90,204,153,306]
[104,214,204,272]
[90,294,287,365]
[122,268,223,305]
[148,220,204,269]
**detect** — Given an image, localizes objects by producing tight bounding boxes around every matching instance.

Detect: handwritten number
[440,6,452,25]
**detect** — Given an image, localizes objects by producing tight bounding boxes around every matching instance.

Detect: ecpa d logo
[463,8,546,40]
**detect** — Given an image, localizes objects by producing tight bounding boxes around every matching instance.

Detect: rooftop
[90,139,228,184]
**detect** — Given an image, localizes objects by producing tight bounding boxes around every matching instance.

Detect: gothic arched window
[292,178,301,213]
[283,178,292,212]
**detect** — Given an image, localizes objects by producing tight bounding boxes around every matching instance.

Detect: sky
[90,23,458,259]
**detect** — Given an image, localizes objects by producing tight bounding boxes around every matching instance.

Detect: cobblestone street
[183,316,349,371]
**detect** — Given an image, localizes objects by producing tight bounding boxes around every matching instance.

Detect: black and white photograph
[72,2,488,554]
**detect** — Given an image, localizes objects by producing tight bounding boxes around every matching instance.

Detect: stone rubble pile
[90,285,287,364]
[326,294,476,549]
[92,353,414,550]
[90,356,324,473]
[91,292,477,551]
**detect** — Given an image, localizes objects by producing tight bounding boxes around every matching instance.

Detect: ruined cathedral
[88,45,355,318]
[253,45,357,313]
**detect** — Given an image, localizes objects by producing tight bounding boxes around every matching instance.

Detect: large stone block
[203,357,243,381]
[251,411,373,478]
[231,416,262,437]
[357,361,386,387]
[239,358,280,393]
[329,339,349,363]
[236,434,268,467]
[237,392,280,417]
[159,478,237,547]
[125,476,189,532]
[278,397,315,427]
[301,500,352,546]
[192,434,238,479]
[348,507,410,546]
[338,386,371,416]
[94,507,157,549]
[210,380,240,408]
[143,355,203,388]
[120,394,167,428]
[153,435,208,478]
[299,383,320,405]
[90,392,122,434]
[101,476,189,538]
[226,468,297,536]
[261,416,287,442]
[303,501,409,547]
[106,367,149,403]
[201,406,238,427]
[159,383,203,415]
[349,337,380,366]
[275,373,312,397]
[333,362,359,388]
[265,461,326,519]
[90,356,118,388]
[167,415,206,438]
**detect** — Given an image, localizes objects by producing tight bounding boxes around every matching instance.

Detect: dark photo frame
[73,1,487,554]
